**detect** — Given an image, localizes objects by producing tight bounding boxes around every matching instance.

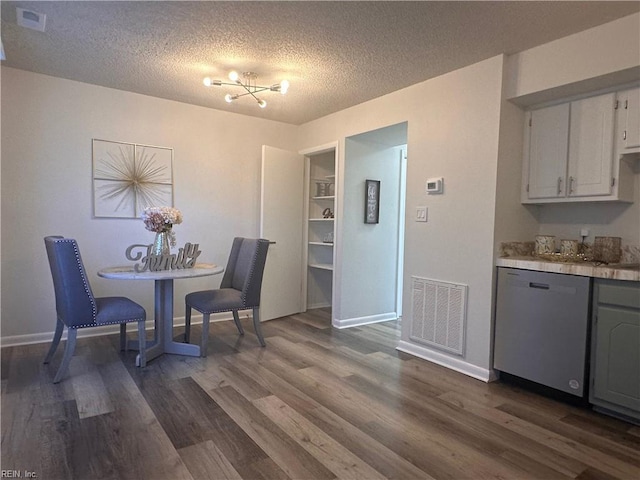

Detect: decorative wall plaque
[93,139,173,218]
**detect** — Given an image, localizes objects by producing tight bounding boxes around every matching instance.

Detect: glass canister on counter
[535,235,556,256]
[560,239,579,258]
[593,236,622,264]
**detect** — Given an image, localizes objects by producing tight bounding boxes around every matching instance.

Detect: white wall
[493,57,541,254]
[299,55,507,380]
[1,67,298,341]
[506,13,640,106]
[340,134,402,324]
[532,177,640,246]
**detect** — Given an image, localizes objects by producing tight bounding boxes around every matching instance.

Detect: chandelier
[203,71,289,109]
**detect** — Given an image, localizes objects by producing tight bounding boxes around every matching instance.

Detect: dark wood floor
[2,309,639,480]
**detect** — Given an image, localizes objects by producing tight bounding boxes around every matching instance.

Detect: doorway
[333,122,407,328]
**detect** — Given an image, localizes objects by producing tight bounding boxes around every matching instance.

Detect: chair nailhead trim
[241,240,265,305]
[70,317,145,329]
[59,239,98,320]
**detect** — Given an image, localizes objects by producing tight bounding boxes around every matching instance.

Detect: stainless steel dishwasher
[494,267,591,397]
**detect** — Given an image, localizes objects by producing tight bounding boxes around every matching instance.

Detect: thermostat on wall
[426,177,443,194]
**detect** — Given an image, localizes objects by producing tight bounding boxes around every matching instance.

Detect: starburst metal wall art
[92,139,173,218]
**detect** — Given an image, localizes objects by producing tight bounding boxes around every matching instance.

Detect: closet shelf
[309,242,333,246]
[309,218,334,222]
[311,195,335,200]
[309,263,334,271]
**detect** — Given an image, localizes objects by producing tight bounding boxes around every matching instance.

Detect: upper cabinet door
[526,103,570,199]
[567,93,615,197]
[620,87,640,151]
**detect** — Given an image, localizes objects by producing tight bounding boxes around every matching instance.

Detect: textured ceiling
[1,1,639,125]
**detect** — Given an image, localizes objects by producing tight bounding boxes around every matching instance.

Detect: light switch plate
[416,206,427,222]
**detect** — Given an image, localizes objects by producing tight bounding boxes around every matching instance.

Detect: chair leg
[137,320,147,368]
[44,318,64,364]
[53,328,78,384]
[232,310,245,335]
[120,323,127,351]
[184,305,192,343]
[201,313,210,357]
[252,307,266,347]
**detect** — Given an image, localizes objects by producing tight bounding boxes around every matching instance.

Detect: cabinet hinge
[612,177,616,187]
[614,100,619,110]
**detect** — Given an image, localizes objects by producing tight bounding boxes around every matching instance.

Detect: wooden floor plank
[301,365,530,479]
[300,402,437,480]
[437,391,588,477]
[207,385,337,480]
[1,313,638,480]
[178,440,243,480]
[94,360,194,480]
[253,395,387,480]
[68,356,115,419]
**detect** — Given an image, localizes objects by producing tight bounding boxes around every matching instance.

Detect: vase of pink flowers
[141,206,183,256]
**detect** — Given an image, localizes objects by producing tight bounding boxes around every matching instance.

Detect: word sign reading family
[125,243,202,272]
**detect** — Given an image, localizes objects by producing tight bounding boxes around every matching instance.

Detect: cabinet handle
[557,177,563,195]
[623,130,627,141]
[569,176,575,195]
[529,282,550,290]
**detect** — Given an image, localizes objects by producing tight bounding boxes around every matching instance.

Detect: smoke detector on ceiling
[16,7,47,32]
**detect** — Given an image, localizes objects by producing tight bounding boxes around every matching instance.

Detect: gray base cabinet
[590,279,640,423]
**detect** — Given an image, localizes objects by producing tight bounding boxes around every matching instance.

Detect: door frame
[396,147,407,318]
[299,141,340,319]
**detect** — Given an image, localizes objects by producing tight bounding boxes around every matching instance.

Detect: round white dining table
[98,263,224,365]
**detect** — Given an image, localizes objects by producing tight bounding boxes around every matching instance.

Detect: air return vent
[410,276,467,356]
[17,8,47,32]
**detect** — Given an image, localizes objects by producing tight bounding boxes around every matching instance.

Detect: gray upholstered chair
[43,236,147,383]
[184,237,270,355]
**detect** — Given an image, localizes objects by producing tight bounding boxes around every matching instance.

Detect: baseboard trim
[333,312,398,329]
[0,312,235,348]
[396,340,498,383]
[307,302,331,310]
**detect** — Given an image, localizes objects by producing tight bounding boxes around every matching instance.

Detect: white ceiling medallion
[203,71,289,109]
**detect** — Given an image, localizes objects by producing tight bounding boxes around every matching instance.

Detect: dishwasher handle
[529,282,550,290]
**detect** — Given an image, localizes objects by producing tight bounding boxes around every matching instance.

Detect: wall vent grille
[410,276,467,356]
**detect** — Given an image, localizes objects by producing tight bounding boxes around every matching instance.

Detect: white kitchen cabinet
[525,103,570,200]
[567,93,615,197]
[616,87,640,154]
[522,91,633,204]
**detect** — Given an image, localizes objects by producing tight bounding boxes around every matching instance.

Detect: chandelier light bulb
[204,70,287,109]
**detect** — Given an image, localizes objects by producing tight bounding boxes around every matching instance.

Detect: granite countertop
[496,256,640,282]
[498,241,640,282]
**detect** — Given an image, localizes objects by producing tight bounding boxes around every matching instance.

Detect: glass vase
[152,230,170,256]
